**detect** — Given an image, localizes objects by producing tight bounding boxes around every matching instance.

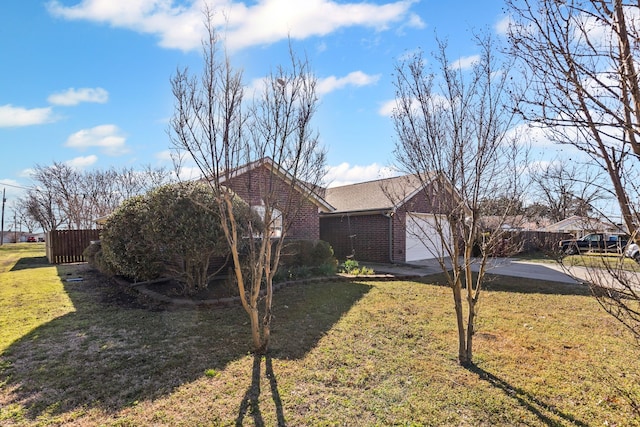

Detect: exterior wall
[320,180,453,263]
[390,184,441,263]
[226,164,321,240]
[320,213,391,263]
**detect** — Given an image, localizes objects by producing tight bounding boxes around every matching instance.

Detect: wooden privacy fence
[501,230,574,253]
[46,229,100,264]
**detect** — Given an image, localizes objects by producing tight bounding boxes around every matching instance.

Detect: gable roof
[218,157,334,212]
[543,215,623,234]
[322,173,430,214]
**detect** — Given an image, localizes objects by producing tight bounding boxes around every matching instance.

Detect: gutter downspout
[384,209,396,263]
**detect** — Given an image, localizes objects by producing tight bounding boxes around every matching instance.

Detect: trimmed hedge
[96,182,256,295]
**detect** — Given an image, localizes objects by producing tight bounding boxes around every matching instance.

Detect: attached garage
[405,213,452,261]
[320,174,459,263]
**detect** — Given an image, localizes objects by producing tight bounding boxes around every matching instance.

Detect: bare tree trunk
[452,275,468,365]
[169,10,325,354]
[392,34,526,365]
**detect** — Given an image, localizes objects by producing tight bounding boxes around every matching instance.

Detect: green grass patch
[562,253,640,271]
[0,243,75,353]
[0,244,639,425]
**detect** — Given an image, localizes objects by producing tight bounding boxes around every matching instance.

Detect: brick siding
[320,180,451,263]
[226,164,320,240]
[320,213,391,263]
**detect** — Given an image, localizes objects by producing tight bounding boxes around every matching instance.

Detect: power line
[0,182,34,191]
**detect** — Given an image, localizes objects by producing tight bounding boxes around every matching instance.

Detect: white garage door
[405,213,451,262]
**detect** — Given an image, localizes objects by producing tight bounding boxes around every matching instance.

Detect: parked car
[559,233,630,255]
[26,236,37,242]
[626,242,640,263]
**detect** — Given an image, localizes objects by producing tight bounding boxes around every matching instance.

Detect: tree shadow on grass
[0,264,371,422]
[236,355,285,427]
[422,272,592,297]
[468,364,589,427]
[9,256,50,271]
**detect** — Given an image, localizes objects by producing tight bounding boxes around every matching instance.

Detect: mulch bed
[146,277,239,301]
[108,271,417,310]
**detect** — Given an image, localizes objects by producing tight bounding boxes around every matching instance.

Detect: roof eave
[319,207,395,217]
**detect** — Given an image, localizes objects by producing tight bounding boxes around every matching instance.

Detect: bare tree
[530,160,609,223]
[23,164,173,232]
[392,34,527,366]
[506,0,640,235]
[506,0,640,345]
[30,163,87,229]
[14,198,41,234]
[169,11,325,354]
[23,186,65,233]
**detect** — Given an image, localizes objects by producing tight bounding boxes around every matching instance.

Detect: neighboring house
[319,173,460,263]
[218,157,334,240]
[543,215,623,237]
[479,215,553,232]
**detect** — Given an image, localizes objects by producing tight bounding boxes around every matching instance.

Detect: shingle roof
[324,174,428,213]
[214,157,334,212]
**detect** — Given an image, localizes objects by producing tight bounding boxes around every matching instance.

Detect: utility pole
[1,188,5,246]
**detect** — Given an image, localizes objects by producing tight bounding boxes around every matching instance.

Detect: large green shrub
[275,239,338,281]
[100,181,256,295]
[83,240,116,276]
[143,182,228,293]
[101,195,163,282]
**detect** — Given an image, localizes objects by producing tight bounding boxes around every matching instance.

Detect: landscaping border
[114,272,421,309]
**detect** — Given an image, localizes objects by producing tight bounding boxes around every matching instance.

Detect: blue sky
[0,0,515,204]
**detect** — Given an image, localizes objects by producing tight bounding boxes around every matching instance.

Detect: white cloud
[407,12,425,29]
[378,99,397,117]
[495,15,511,36]
[0,105,56,127]
[324,162,398,187]
[47,0,418,52]
[317,71,381,95]
[175,165,203,181]
[449,54,480,70]
[18,168,35,178]
[65,155,99,169]
[48,87,109,106]
[316,41,328,53]
[245,70,379,100]
[155,150,173,162]
[397,47,421,62]
[64,124,129,156]
[379,93,451,117]
[157,149,200,179]
[226,0,415,51]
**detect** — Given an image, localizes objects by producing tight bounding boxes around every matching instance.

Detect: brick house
[319,173,458,263]
[221,159,459,263]
[221,158,333,240]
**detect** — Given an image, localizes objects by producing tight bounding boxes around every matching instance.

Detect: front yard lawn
[1,244,639,425]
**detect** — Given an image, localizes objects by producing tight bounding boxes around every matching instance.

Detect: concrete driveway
[371,258,579,284]
[370,257,640,290]
[469,258,580,284]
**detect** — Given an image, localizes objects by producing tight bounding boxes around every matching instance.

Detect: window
[252,205,282,238]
